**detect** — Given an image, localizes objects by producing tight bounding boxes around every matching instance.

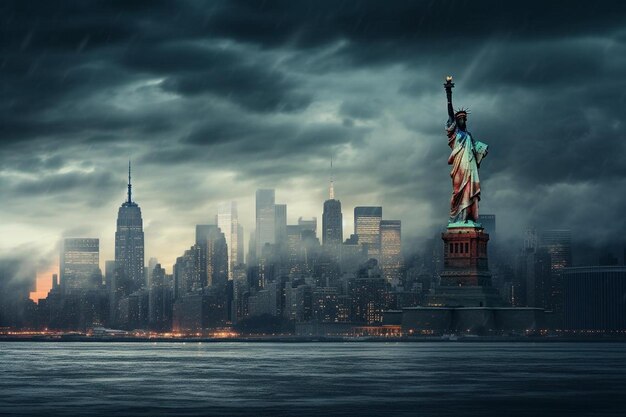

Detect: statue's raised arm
[444,76,455,124]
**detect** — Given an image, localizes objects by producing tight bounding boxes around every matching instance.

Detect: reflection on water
[1,342,626,416]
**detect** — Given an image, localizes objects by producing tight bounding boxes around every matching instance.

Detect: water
[1,342,626,416]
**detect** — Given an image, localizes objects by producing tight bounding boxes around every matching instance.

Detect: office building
[539,229,572,313]
[60,238,100,292]
[217,202,243,280]
[354,206,382,259]
[298,217,317,236]
[563,266,626,331]
[323,200,342,247]
[255,189,276,256]
[380,220,403,288]
[196,225,229,288]
[274,204,287,246]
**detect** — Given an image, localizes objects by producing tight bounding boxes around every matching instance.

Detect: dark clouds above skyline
[1,1,626,281]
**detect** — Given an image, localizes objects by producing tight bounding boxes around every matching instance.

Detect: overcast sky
[1,1,625,298]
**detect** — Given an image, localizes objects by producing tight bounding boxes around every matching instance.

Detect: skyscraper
[217,202,242,280]
[196,225,229,288]
[322,166,342,247]
[237,224,244,265]
[148,263,172,331]
[354,206,382,259]
[539,229,572,314]
[115,162,145,296]
[298,217,317,236]
[539,230,572,271]
[255,189,275,256]
[274,204,287,245]
[380,220,402,287]
[60,238,100,292]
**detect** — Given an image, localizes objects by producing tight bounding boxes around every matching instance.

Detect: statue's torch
[444,75,454,101]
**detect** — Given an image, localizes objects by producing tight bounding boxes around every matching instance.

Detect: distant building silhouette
[274,204,287,246]
[539,229,572,314]
[255,189,276,256]
[217,202,243,280]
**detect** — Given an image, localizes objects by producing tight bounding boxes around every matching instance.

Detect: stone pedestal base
[429,224,505,307]
[426,285,504,308]
[440,226,491,286]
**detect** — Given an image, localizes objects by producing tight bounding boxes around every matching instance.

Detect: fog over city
[2,1,625,294]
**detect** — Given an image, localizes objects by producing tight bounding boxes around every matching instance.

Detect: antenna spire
[127,160,132,204]
[329,156,335,200]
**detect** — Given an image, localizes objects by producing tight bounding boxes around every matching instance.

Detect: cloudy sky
[1,1,625,298]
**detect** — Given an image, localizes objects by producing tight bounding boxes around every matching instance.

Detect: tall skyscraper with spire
[114,162,145,298]
[217,202,243,280]
[323,158,343,247]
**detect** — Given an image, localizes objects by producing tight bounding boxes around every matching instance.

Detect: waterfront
[1,342,626,416]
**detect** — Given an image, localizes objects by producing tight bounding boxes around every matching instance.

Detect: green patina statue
[443,76,488,227]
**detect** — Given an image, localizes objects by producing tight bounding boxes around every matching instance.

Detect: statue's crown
[454,107,470,119]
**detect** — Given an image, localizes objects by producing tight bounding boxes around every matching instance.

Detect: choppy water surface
[1,342,626,416]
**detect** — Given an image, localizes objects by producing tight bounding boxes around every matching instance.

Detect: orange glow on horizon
[29,263,58,303]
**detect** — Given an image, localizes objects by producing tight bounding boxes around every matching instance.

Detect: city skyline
[4,2,626,307]
[21,162,626,303]
[28,170,400,301]
[2,3,626,416]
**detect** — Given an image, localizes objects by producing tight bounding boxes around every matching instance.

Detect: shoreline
[2,335,626,343]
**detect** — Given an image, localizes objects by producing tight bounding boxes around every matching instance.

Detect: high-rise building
[148,263,172,331]
[104,260,116,288]
[173,244,203,296]
[298,217,317,236]
[348,261,388,324]
[274,204,287,245]
[539,230,572,271]
[196,225,228,288]
[256,189,276,256]
[323,161,343,247]
[247,230,256,265]
[380,220,402,287]
[115,162,145,296]
[217,202,242,280]
[323,200,342,248]
[539,229,572,313]
[354,206,382,259]
[237,224,244,266]
[563,266,626,331]
[60,238,100,292]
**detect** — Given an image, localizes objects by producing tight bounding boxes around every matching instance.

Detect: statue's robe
[446,120,488,223]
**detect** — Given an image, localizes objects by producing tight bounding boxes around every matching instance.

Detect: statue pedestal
[440,226,491,286]
[427,225,504,307]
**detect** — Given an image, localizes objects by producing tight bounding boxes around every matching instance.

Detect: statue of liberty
[443,76,488,226]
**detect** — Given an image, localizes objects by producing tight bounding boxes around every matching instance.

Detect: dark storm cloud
[1,0,626,273]
[203,1,626,49]
[120,42,312,113]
